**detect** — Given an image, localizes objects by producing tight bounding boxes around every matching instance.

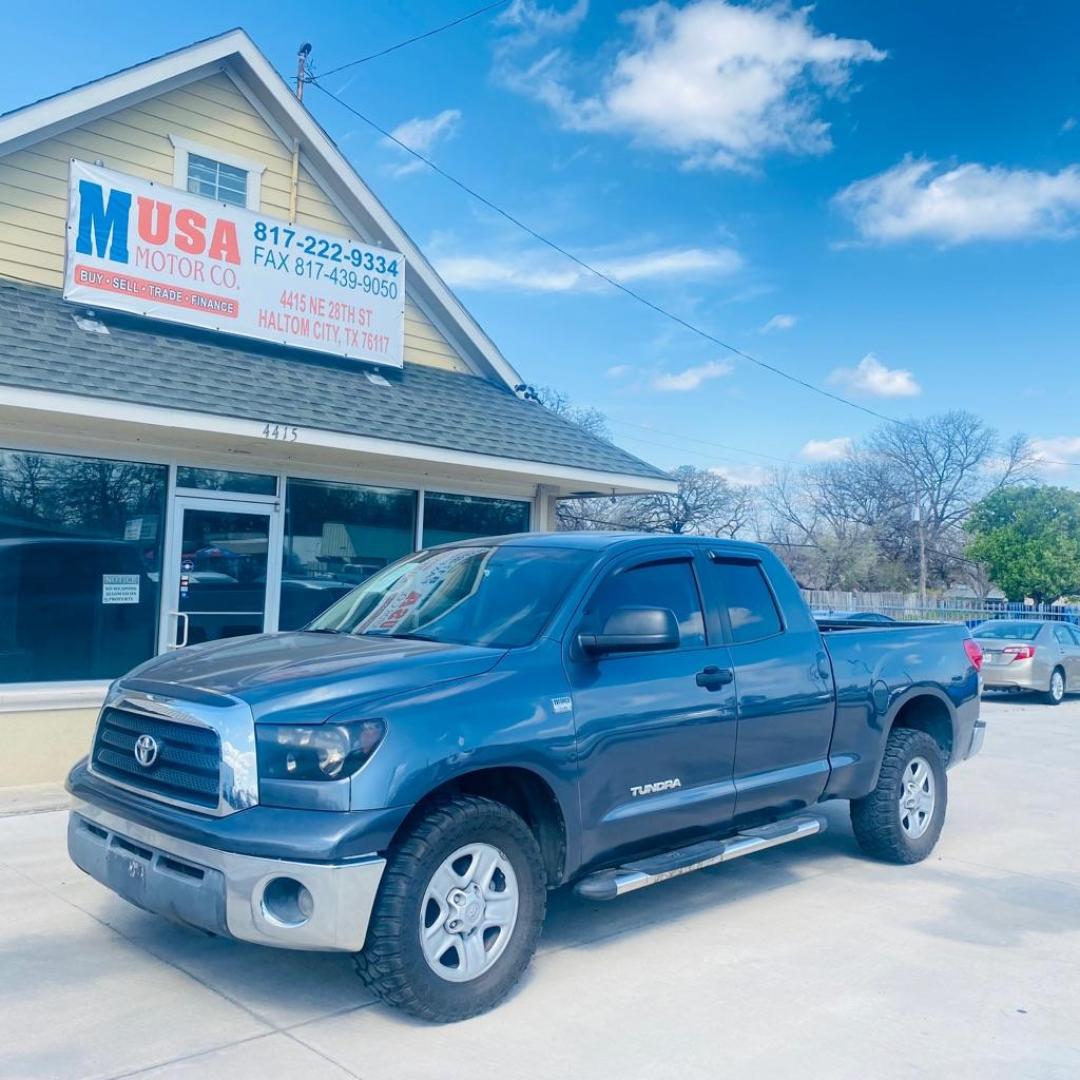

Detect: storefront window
[176,466,277,496]
[0,448,167,683]
[279,478,416,630]
[421,492,531,547]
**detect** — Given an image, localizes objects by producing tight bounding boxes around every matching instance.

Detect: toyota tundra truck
[66,534,985,1021]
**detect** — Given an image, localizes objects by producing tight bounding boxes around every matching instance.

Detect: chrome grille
[91,707,221,809]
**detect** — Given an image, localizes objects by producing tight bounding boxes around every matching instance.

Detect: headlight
[256,719,386,781]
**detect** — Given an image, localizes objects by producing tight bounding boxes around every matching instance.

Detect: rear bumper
[981,660,1046,692]
[68,801,385,952]
[967,719,987,758]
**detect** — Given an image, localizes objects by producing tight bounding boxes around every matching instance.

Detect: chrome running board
[573,815,827,901]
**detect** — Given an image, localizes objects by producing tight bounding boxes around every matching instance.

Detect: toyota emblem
[134,733,159,768]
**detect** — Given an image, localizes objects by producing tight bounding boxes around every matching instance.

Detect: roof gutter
[0,384,677,496]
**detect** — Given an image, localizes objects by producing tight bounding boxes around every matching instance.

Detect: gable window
[187,153,247,207]
[169,135,264,211]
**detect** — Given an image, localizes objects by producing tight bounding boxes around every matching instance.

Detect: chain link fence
[802,590,1080,627]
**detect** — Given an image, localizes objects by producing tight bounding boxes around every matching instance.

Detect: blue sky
[6,2,1080,485]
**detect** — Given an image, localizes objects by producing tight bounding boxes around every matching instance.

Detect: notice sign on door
[102,574,140,605]
[64,160,405,368]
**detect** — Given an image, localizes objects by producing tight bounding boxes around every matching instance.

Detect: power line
[607,419,799,465]
[611,431,778,473]
[307,81,917,426]
[305,80,1080,471]
[314,1,512,80]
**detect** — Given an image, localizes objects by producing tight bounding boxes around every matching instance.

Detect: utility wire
[305,80,1080,471]
[308,81,910,426]
[607,419,800,465]
[314,1,512,80]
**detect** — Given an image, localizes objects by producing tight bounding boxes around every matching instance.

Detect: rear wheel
[850,728,947,864]
[354,795,546,1022]
[1043,666,1066,706]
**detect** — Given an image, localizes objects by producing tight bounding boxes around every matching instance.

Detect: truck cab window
[708,558,783,644]
[584,560,705,648]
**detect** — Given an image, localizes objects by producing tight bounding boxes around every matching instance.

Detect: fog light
[261,876,314,927]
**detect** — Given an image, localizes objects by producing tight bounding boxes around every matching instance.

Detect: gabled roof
[0,279,672,488]
[0,28,521,389]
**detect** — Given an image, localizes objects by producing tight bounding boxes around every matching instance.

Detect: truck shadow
[539,800,857,955]
[24,801,864,1033]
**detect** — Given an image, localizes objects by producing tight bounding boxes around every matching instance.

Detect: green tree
[965,486,1080,604]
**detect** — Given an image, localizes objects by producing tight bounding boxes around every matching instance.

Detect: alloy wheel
[898,756,936,840]
[419,843,520,983]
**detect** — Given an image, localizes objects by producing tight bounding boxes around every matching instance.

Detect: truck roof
[448,532,773,555]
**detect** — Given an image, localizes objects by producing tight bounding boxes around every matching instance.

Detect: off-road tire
[850,728,947,864]
[1043,666,1066,706]
[354,795,546,1022]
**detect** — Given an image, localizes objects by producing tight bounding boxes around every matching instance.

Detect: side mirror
[577,606,680,657]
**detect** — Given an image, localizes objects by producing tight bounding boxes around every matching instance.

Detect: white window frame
[169,134,264,211]
[0,431,542,710]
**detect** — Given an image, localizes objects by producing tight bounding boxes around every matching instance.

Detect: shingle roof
[0,281,669,483]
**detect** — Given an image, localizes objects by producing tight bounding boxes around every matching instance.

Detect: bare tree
[559,466,754,537]
[760,413,1033,594]
[522,385,612,441]
[864,412,1034,600]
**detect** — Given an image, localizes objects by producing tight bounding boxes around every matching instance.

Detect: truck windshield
[973,621,1043,640]
[306,545,591,649]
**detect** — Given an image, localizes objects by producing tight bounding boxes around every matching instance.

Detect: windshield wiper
[305,627,349,635]
[360,631,440,642]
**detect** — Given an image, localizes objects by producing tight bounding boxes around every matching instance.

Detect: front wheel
[850,728,948,864]
[355,795,546,1022]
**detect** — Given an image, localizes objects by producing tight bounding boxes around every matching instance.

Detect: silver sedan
[975,619,1080,704]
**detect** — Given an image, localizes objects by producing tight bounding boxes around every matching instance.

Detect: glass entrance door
[163,497,279,648]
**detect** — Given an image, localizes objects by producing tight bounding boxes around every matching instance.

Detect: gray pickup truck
[67,534,984,1021]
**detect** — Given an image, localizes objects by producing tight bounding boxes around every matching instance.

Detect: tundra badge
[631,778,682,797]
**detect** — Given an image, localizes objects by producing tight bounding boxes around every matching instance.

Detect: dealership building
[0,30,670,787]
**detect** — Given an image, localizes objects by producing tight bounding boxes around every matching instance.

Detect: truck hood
[121,632,506,724]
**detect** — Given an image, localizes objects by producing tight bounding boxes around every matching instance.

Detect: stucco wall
[0,707,98,787]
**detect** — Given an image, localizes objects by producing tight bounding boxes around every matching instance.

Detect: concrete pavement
[1,695,1077,1079]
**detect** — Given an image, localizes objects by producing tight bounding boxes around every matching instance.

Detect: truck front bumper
[68,800,385,952]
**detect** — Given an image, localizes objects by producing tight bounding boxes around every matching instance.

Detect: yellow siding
[0,72,470,373]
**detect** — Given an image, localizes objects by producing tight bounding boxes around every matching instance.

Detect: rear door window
[583,559,705,648]
[704,558,783,644]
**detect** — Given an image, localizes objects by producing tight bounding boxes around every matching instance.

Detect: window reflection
[421,492,531,547]
[0,448,167,682]
[279,478,417,630]
[176,466,276,496]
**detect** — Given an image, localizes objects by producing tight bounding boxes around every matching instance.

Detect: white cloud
[606,364,630,377]
[761,312,797,333]
[652,359,732,391]
[834,156,1080,245]
[383,109,462,175]
[435,244,741,292]
[435,255,580,292]
[602,247,743,280]
[711,464,769,486]
[501,1,884,170]
[801,436,853,462]
[1030,436,1080,474]
[1063,117,1078,133]
[828,354,921,398]
[497,0,589,41]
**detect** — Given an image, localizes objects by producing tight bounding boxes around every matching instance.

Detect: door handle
[815,652,831,681]
[696,665,734,690]
[169,611,189,649]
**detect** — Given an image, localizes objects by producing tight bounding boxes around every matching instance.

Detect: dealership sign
[63,160,405,367]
